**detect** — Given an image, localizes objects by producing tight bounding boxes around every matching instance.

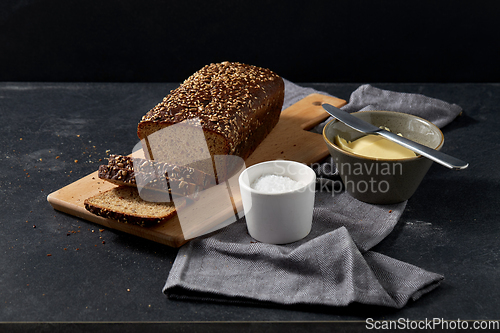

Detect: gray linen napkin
[163,80,461,309]
[341,84,462,128]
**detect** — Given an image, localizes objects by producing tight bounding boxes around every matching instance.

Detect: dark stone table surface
[1,82,498,331]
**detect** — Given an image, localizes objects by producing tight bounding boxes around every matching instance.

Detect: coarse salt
[250,174,304,193]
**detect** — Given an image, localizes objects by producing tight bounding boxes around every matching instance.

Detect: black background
[1,0,499,83]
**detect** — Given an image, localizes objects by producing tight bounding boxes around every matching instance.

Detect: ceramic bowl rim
[322,110,445,162]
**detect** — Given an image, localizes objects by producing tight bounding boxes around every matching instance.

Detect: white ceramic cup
[238,160,316,244]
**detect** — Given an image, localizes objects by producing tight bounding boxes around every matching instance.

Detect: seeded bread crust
[98,154,215,198]
[137,61,284,165]
[84,186,180,227]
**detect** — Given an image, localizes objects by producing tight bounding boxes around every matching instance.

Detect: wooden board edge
[47,191,188,248]
[297,93,347,130]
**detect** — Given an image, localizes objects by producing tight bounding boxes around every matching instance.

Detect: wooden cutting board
[47,93,346,247]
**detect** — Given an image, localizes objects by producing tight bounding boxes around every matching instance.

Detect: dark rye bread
[98,154,215,199]
[84,186,180,227]
[137,61,284,176]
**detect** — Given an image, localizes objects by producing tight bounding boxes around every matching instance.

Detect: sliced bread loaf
[137,61,284,176]
[84,186,180,227]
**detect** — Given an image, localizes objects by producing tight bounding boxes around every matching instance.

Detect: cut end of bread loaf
[84,186,178,227]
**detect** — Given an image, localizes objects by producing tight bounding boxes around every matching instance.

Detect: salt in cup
[238,160,316,244]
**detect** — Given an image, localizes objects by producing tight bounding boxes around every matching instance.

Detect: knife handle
[377,130,469,170]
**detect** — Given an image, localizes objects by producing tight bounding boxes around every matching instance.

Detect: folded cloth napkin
[163,80,462,309]
[341,84,462,128]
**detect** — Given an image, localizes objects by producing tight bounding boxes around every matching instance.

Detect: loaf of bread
[98,154,215,199]
[84,186,181,227]
[86,62,283,227]
[137,61,284,176]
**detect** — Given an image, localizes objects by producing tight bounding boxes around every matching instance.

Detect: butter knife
[322,103,468,170]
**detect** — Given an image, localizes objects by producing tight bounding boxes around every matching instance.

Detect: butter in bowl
[334,131,417,160]
[323,110,444,204]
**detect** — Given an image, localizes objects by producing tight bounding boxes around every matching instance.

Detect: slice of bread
[84,186,180,227]
[98,154,216,200]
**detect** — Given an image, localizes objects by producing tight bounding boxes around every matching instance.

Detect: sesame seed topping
[139,61,282,152]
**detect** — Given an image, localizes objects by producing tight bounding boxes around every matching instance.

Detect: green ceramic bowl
[323,110,444,204]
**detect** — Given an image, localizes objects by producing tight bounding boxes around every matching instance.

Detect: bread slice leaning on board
[84,186,181,227]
